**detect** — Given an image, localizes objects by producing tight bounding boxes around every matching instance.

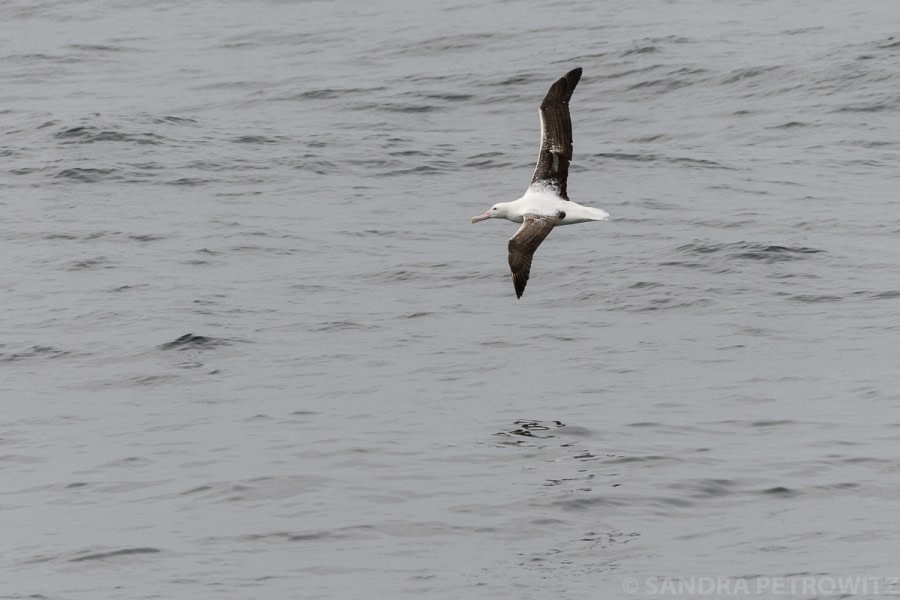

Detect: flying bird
[471,67,609,298]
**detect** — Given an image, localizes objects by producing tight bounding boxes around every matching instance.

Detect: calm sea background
[3,0,900,598]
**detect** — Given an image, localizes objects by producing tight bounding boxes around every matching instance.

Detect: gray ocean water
[3,0,900,598]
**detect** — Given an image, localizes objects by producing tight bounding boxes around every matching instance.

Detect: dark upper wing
[530,67,582,200]
[508,213,562,299]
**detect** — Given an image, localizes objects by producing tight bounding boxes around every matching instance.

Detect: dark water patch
[158,333,234,351]
[230,135,285,144]
[496,420,565,440]
[166,177,213,186]
[312,321,369,332]
[239,527,373,543]
[863,290,900,300]
[816,482,859,490]
[770,121,810,129]
[654,496,695,508]
[840,139,897,149]
[669,478,740,498]
[415,92,474,102]
[603,455,681,465]
[395,31,500,55]
[647,35,693,44]
[54,168,121,183]
[619,296,715,313]
[177,360,204,370]
[838,455,893,464]
[593,152,728,169]
[296,87,385,100]
[388,149,434,157]
[464,151,512,168]
[750,420,798,428]
[64,257,114,271]
[594,152,658,163]
[289,283,328,293]
[69,547,161,562]
[150,115,197,125]
[622,45,659,56]
[184,160,242,172]
[296,159,339,175]
[481,340,529,349]
[0,346,70,363]
[629,133,669,143]
[346,157,398,171]
[381,103,439,113]
[596,64,664,82]
[227,244,298,256]
[9,52,85,64]
[544,473,595,488]
[787,294,842,303]
[86,230,119,240]
[465,158,512,169]
[129,234,166,242]
[782,26,825,35]
[181,485,214,495]
[494,73,538,86]
[626,76,696,93]
[628,281,663,290]
[47,231,164,244]
[551,496,628,511]
[658,261,722,272]
[54,126,165,145]
[276,532,329,542]
[696,218,757,229]
[672,156,732,169]
[376,164,448,177]
[9,167,41,175]
[768,272,820,281]
[67,43,143,53]
[835,98,899,113]
[128,374,178,386]
[677,241,824,263]
[760,486,799,498]
[371,268,415,281]
[126,161,166,173]
[721,65,782,84]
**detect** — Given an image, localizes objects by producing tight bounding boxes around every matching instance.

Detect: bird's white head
[471,203,508,223]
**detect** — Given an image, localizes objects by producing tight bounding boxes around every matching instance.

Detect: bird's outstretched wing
[508,212,563,298]
[530,67,582,200]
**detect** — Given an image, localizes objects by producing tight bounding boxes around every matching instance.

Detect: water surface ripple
[3,0,900,598]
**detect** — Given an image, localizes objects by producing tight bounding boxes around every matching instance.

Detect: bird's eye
[492,207,497,211]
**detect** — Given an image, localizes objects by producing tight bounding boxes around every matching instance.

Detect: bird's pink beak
[471,211,491,223]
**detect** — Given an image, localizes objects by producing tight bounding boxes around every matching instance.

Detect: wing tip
[563,67,582,91]
[513,276,526,299]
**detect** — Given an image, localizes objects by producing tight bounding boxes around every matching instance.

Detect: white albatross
[471,67,609,299]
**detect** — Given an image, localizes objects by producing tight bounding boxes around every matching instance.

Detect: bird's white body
[483,187,609,225]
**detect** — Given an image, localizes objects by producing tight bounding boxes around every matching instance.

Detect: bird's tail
[587,207,610,221]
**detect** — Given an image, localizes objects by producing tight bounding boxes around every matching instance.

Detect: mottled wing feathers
[508,213,562,299]
[531,67,582,200]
